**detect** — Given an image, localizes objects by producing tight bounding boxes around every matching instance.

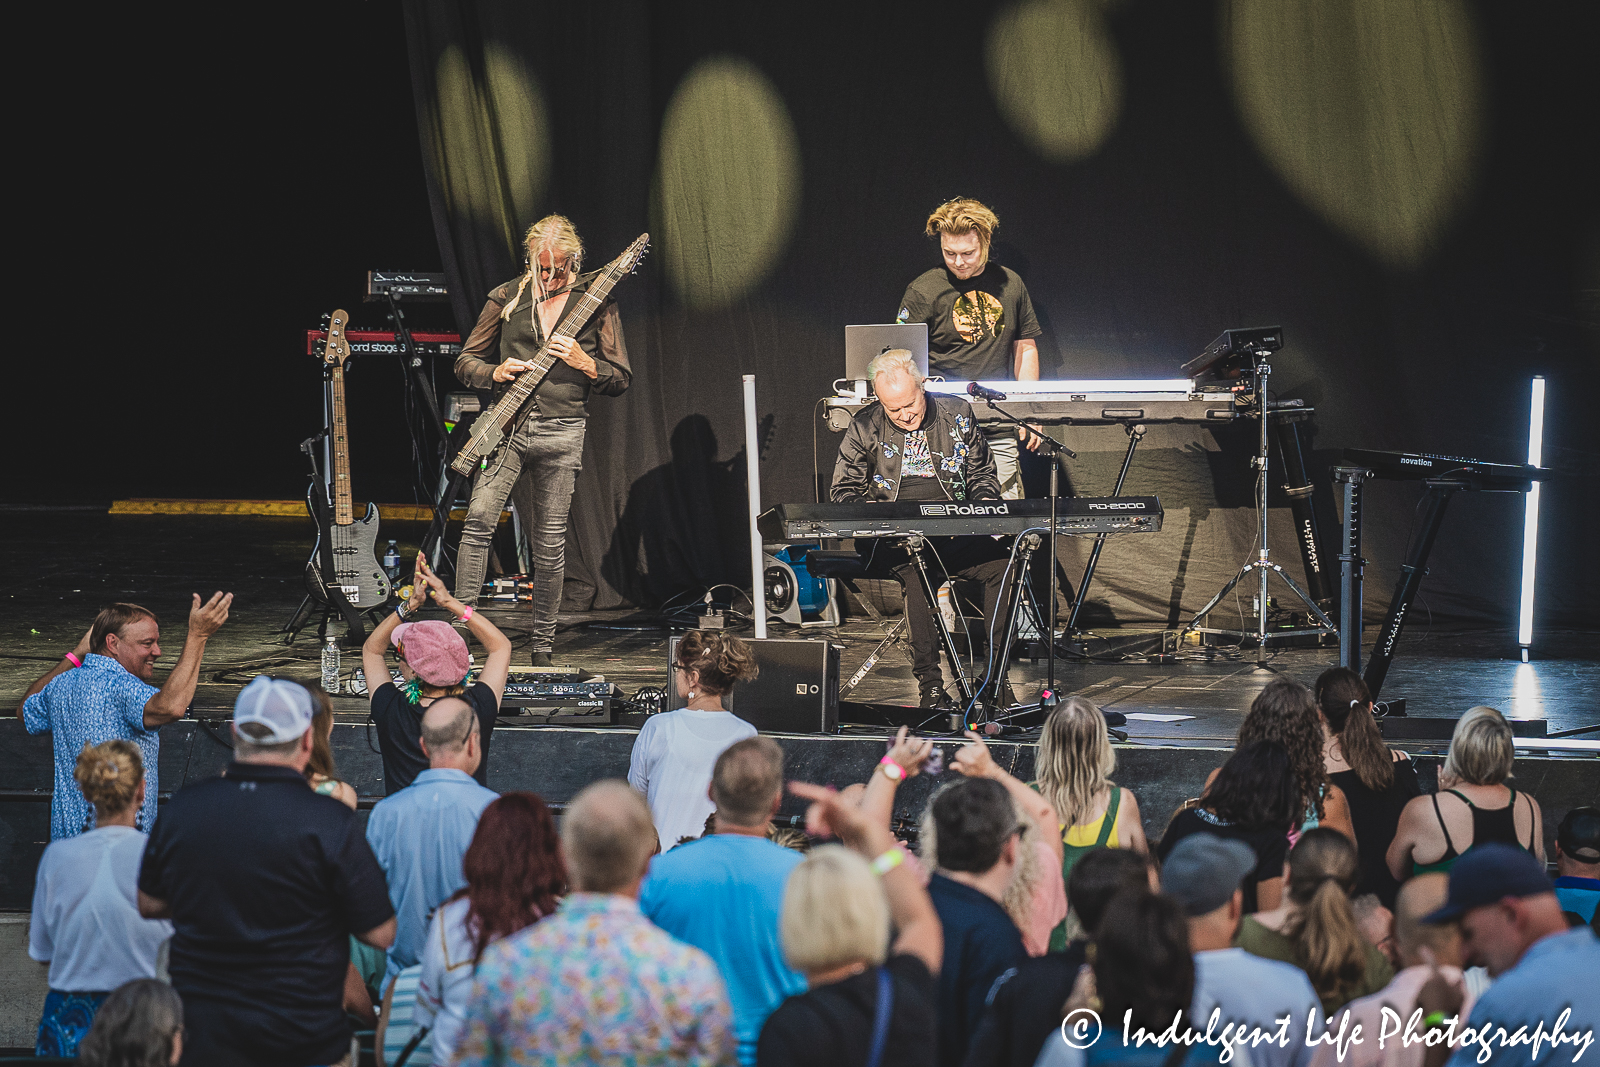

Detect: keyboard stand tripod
[1183,352,1336,665]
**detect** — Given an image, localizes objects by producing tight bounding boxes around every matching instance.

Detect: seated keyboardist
[832,349,1011,710]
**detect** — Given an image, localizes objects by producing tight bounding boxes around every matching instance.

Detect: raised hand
[791,780,875,851]
[951,729,998,779]
[188,592,232,639]
[885,725,935,779]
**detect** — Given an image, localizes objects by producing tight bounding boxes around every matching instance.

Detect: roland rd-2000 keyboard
[775,497,1163,539]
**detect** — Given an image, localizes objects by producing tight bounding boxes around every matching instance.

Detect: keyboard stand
[1363,480,1466,697]
[903,535,976,710]
[1182,351,1337,663]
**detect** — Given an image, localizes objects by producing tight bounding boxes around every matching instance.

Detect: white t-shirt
[628,708,757,851]
[1191,947,1322,1067]
[413,896,477,1064]
[28,825,172,991]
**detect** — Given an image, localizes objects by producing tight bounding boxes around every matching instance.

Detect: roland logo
[918,502,1011,516]
[1400,457,1430,467]
[1086,501,1146,510]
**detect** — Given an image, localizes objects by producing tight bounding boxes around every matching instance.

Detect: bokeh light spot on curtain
[484,43,550,234]
[1223,0,1482,269]
[985,0,1123,164]
[429,43,550,251]
[654,56,801,309]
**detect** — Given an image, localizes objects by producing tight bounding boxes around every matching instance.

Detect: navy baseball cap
[1422,843,1554,923]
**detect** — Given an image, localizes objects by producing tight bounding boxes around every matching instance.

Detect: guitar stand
[1182,353,1335,665]
[281,431,368,646]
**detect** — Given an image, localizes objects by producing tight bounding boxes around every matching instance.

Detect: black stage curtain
[401,0,1598,627]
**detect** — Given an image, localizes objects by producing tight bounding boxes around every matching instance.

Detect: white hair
[866,348,924,385]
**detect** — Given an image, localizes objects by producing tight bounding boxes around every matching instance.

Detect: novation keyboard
[1343,449,1544,491]
[824,379,1239,430]
[775,497,1163,539]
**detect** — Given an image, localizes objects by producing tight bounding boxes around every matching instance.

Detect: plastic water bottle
[382,540,401,583]
[321,634,341,694]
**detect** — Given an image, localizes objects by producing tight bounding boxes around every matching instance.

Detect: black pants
[864,536,1013,688]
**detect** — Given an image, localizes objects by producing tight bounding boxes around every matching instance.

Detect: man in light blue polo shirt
[640,736,806,1067]
[1419,844,1600,1067]
[19,596,232,839]
[365,695,498,987]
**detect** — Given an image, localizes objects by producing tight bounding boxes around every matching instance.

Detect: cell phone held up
[885,736,943,776]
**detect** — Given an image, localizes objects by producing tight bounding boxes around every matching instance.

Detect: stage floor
[3,510,1596,742]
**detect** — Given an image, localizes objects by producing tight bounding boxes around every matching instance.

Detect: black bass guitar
[306,309,393,608]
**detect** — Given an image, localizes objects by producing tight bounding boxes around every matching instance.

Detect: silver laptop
[844,324,929,393]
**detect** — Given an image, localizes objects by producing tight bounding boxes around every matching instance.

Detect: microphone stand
[970,390,1075,710]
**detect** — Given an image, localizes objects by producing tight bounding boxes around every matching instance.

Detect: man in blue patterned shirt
[453,779,737,1066]
[19,595,232,839]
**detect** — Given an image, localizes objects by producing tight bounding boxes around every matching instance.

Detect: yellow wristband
[870,847,906,877]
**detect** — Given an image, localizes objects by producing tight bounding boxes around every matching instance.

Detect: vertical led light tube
[1517,376,1545,658]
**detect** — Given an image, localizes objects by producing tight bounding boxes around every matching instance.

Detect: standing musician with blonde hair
[896,197,1046,498]
[453,214,632,666]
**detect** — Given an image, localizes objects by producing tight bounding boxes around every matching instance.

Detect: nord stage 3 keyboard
[775,497,1163,539]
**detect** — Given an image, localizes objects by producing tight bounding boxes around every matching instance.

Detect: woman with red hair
[412,792,567,1063]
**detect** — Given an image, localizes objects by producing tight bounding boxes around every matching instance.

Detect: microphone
[967,382,1007,402]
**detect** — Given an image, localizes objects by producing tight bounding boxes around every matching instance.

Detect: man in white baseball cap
[138,676,395,1067]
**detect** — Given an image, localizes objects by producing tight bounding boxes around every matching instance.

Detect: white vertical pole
[1517,376,1545,658]
[744,374,768,638]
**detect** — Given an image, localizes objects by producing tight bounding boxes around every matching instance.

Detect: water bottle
[321,634,341,694]
[382,540,401,583]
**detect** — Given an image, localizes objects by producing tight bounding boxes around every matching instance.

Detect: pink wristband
[460,606,474,623]
[64,652,82,668]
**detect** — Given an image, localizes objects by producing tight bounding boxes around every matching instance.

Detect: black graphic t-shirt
[897,263,1042,381]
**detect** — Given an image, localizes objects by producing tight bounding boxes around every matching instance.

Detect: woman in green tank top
[1033,696,1148,951]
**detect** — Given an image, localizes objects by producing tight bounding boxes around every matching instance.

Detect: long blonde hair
[502,214,586,322]
[1036,696,1115,828]
[1283,828,1368,1008]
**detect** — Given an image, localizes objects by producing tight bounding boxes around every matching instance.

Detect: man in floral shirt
[452,780,736,1066]
[832,349,1011,710]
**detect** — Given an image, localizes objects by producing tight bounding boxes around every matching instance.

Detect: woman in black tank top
[1386,706,1545,880]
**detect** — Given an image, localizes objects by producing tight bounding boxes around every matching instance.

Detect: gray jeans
[454,416,586,652]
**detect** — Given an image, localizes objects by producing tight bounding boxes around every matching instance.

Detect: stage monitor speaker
[666,636,840,734]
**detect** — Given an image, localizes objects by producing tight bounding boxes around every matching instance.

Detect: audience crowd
[16,609,1598,1067]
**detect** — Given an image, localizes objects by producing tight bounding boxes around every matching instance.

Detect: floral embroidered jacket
[831,393,1001,503]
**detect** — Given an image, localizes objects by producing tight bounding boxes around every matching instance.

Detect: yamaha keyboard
[775,497,1163,539]
[824,379,1240,430]
[1343,449,1544,491]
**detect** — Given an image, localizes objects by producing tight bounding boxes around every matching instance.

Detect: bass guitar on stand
[305,309,393,610]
